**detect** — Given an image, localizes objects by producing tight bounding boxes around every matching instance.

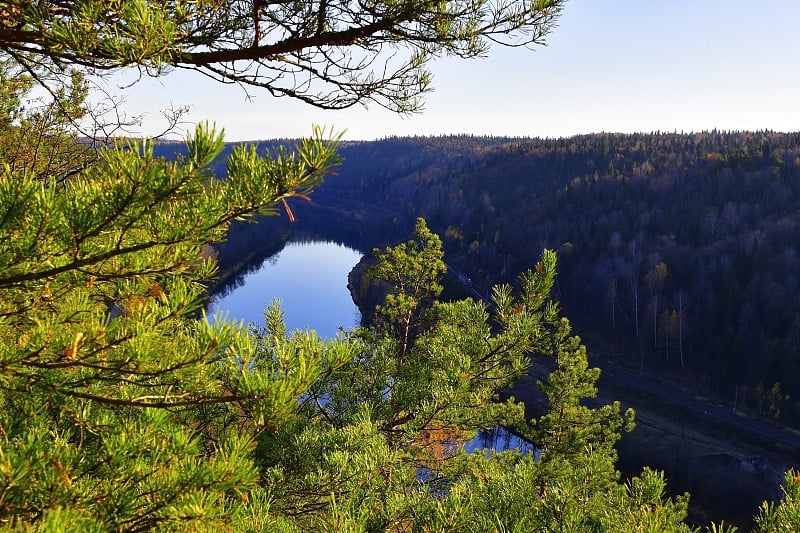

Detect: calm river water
[210,238,525,453]
[209,240,362,338]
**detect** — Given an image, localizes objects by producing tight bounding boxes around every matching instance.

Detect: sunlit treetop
[0,0,565,112]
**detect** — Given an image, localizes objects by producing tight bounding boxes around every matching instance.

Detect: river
[209,239,362,337]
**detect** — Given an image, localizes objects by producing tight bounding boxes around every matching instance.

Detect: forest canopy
[314,132,800,423]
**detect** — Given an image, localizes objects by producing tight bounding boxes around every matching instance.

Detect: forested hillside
[318,131,800,424]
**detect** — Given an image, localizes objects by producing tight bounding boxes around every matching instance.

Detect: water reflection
[209,240,362,338]
[466,427,537,456]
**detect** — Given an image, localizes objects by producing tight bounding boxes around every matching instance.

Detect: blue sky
[107,0,800,141]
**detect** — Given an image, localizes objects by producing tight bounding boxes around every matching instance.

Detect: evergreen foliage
[0,1,796,531]
[244,221,714,531]
[1,0,565,113]
[756,471,800,533]
[0,62,344,528]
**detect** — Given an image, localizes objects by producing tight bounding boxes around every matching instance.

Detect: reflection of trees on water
[468,427,537,455]
[210,216,293,299]
[289,236,355,253]
[208,194,404,313]
[287,195,407,252]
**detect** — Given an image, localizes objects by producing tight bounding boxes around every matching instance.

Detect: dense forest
[304,131,800,425]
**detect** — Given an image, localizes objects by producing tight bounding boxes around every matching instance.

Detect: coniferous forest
[315,132,800,424]
[3,1,800,532]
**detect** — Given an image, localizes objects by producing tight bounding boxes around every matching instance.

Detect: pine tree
[755,471,800,533]
[0,0,565,113]
[0,54,347,529]
[245,220,730,531]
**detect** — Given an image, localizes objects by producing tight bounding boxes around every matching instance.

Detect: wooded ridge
[282,131,800,426]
